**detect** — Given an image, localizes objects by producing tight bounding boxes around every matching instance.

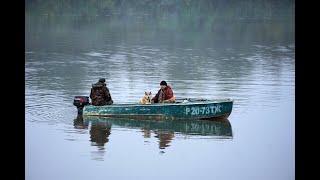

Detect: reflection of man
[90,122,111,148]
[141,127,151,138]
[154,130,175,149]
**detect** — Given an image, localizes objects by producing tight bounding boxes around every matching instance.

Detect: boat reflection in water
[76,116,232,152]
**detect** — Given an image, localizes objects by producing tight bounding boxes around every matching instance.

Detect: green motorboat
[82,98,233,120]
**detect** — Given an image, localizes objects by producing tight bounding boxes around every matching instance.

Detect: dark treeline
[26,0,294,19]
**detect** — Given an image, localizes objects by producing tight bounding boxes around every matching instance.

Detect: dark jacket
[152,85,174,103]
[90,82,113,106]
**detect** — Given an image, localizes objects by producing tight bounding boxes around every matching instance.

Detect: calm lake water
[25,15,294,180]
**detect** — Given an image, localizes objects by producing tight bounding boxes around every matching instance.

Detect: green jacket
[89,82,113,106]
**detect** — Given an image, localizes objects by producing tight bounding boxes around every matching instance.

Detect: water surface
[26,14,294,180]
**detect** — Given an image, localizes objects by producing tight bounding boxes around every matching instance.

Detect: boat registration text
[185,105,222,115]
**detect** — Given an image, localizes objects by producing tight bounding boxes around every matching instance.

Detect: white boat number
[185,105,222,115]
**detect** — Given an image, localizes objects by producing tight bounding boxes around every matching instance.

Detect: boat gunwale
[83,112,231,120]
[84,99,234,108]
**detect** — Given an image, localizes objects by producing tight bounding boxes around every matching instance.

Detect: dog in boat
[139,91,152,104]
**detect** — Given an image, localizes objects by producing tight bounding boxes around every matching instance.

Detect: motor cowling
[73,96,90,115]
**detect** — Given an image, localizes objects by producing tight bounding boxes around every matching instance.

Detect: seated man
[152,80,176,103]
[90,78,113,106]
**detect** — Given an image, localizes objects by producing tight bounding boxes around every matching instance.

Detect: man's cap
[99,78,106,83]
[160,81,167,86]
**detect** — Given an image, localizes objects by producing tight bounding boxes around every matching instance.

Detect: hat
[160,81,167,86]
[98,78,106,83]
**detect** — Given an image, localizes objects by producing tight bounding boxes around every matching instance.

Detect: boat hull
[83,99,233,120]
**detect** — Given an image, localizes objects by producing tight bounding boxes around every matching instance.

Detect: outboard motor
[73,96,90,115]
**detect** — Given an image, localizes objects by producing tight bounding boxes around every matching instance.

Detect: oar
[175,98,208,102]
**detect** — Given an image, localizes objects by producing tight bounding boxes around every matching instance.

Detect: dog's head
[144,91,152,103]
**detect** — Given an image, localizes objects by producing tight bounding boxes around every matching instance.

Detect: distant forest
[26,0,294,19]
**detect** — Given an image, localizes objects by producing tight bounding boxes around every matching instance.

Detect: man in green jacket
[90,78,113,106]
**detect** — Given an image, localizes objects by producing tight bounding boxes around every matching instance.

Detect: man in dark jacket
[90,78,113,106]
[152,80,176,103]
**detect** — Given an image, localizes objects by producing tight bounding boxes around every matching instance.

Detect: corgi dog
[139,91,152,104]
